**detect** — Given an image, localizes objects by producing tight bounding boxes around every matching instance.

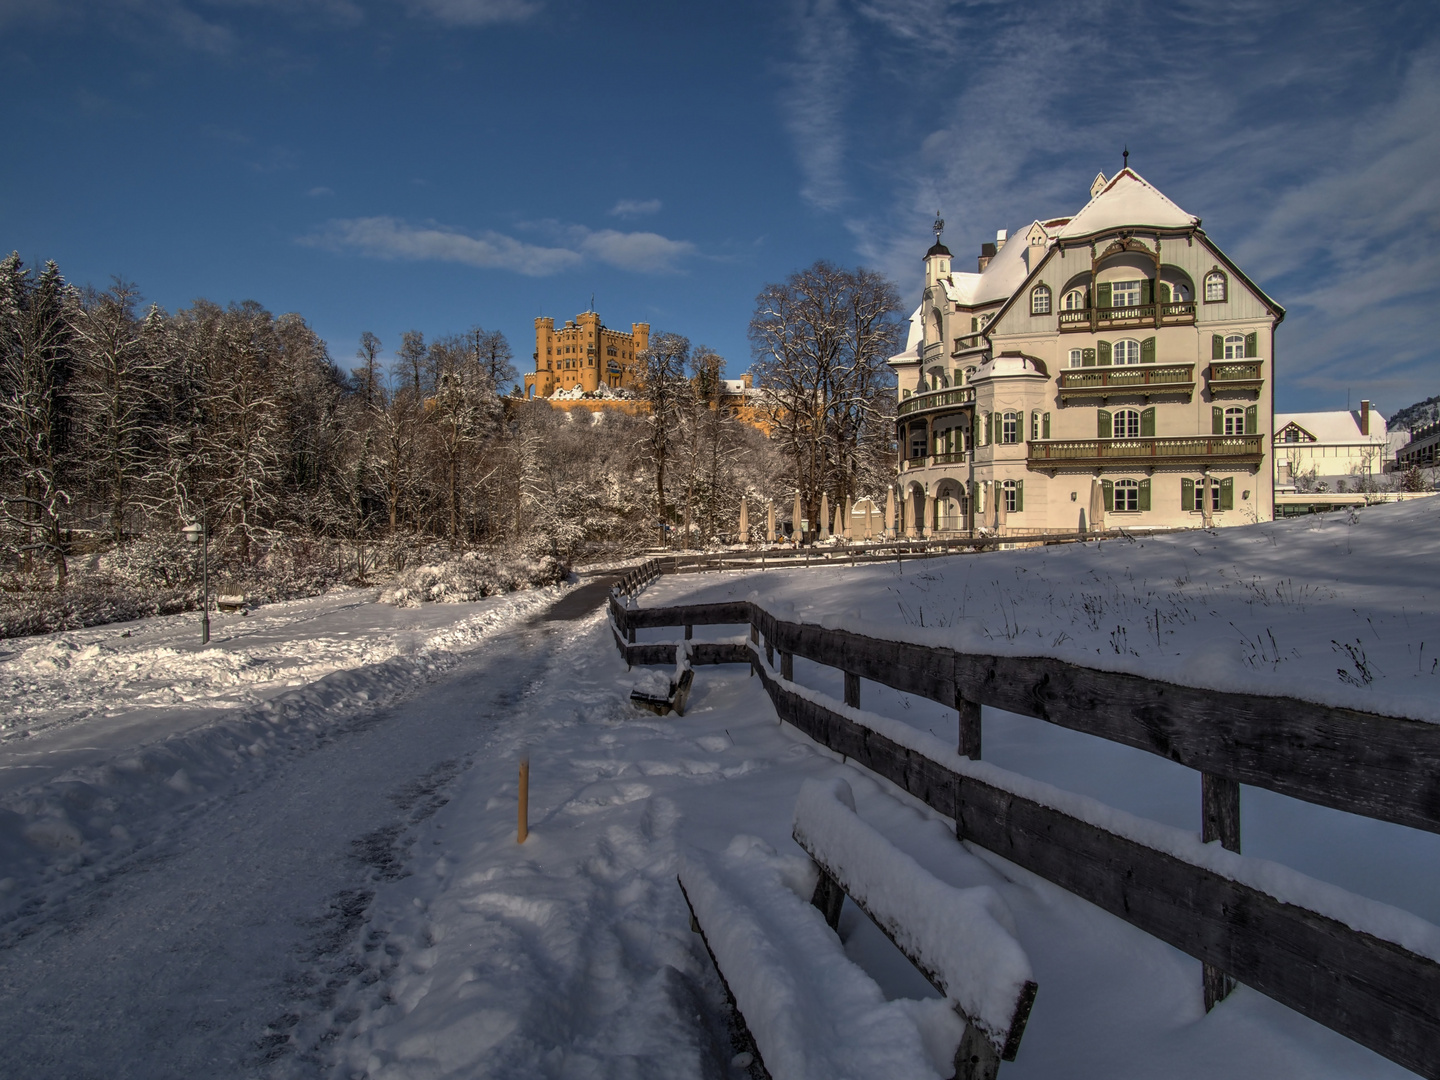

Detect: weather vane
[933,211,944,241]
[1123,146,1129,169]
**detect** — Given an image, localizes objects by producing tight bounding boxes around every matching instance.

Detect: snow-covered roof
[1056,169,1198,239]
[940,224,1048,307]
[889,304,923,365]
[720,379,758,395]
[969,353,1048,381]
[1275,410,1388,444]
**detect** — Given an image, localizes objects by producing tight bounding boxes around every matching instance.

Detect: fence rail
[607,592,1440,1078]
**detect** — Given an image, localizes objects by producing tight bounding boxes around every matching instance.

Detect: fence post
[765,638,774,668]
[1202,772,1241,1010]
[957,691,982,760]
[844,671,860,708]
[781,651,793,681]
[685,624,693,640]
[517,758,530,844]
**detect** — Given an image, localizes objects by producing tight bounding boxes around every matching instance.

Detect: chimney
[1360,400,1370,436]
[994,229,1008,251]
[978,241,997,271]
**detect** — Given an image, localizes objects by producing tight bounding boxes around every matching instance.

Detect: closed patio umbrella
[820,493,831,540]
[738,497,749,544]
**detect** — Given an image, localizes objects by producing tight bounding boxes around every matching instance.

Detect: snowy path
[0,615,566,1079]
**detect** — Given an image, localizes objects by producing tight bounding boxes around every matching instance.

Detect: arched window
[1113,339,1141,365]
[1114,479,1140,512]
[1031,285,1051,315]
[1002,479,1018,513]
[1114,408,1142,438]
[1001,411,1020,443]
[1224,406,1246,435]
[1062,288,1086,311]
[1205,271,1227,303]
[1223,334,1246,359]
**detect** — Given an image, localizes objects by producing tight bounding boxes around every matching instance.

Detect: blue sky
[1,0,1436,416]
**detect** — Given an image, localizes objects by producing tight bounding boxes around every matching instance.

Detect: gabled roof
[1275,410,1388,444]
[1057,168,1198,239]
[939,222,1049,307]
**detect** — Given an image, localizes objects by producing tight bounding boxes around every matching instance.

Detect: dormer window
[1205,270,1228,303]
[1030,285,1051,315]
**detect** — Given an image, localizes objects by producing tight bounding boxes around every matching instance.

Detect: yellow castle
[523,309,650,399]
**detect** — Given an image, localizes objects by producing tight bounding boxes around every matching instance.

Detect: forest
[0,255,901,636]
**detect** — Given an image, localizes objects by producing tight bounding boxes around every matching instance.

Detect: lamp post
[182,522,209,645]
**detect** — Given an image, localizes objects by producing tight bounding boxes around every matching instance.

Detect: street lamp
[182,522,210,645]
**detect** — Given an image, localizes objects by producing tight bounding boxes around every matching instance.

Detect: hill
[1387,393,1440,432]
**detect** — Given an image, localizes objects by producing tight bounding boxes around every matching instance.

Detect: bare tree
[636,331,690,533]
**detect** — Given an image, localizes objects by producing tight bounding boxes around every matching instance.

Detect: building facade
[1273,403,1388,490]
[890,168,1284,534]
[523,310,649,400]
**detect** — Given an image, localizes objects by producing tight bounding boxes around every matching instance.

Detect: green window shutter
[1102,480,1114,512]
[1097,340,1112,366]
[1158,282,1171,303]
[971,317,978,332]
[1140,407,1155,437]
[1181,477,1195,510]
[1245,332,1258,358]
[1043,412,1051,439]
[1140,336,1156,363]
[1212,334,1224,360]
[1138,478,1151,511]
[1097,282,1112,308]
[1220,477,1234,511]
[1015,480,1024,512]
[1245,404,1257,435]
[1212,406,1224,435]
[1098,409,1112,438]
[1081,348,1096,367]
[1140,278,1152,305]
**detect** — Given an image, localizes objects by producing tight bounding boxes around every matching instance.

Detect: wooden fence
[608,591,1440,1079]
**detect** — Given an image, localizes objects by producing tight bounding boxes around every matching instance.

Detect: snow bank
[792,777,1033,1048]
[679,836,948,1080]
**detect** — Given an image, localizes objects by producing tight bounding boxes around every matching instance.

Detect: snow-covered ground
[0,505,1433,1078]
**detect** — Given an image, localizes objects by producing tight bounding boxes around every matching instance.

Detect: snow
[679,837,950,1080]
[1057,168,1199,238]
[1276,408,1388,444]
[791,777,1033,1046]
[643,499,1440,722]
[0,517,1433,1079]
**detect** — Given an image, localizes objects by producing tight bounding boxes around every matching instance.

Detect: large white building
[1273,403,1389,491]
[889,167,1284,534]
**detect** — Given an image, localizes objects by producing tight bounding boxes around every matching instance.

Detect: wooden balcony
[951,333,985,354]
[1027,434,1265,472]
[1208,360,1264,393]
[1057,363,1195,404]
[897,385,975,418]
[1058,301,1197,333]
[900,450,967,472]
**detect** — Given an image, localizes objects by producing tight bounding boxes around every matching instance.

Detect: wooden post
[517,758,530,844]
[751,624,759,645]
[958,692,982,760]
[781,651,793,681]
[765,638,774,667]
[627,624,636,644]
[844,671,860,708]
[684,624,693,640]
[809,864,845,930]
[1202,772,1240,1009]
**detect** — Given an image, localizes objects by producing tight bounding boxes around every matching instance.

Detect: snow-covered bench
[678,778,1037,1080]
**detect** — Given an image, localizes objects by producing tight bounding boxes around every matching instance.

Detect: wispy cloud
[609,198,662,218]
[307,186,334,197]
[302,217,695,276]
[401,0,540,26]
[780,0,856,211]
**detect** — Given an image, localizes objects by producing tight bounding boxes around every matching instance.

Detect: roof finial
[933,211,944,241]
[1123,145,1129,170]
[589,292,595,312]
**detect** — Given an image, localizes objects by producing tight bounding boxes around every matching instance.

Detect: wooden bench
[679,778,1037,1080]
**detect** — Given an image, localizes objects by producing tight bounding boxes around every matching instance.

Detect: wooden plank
[627,601,753,629]
[780,651,793,681]
[844,671,860,708]
[756,667,1440,1079]
[958,692,982,760]
[1201,771,1241,1011]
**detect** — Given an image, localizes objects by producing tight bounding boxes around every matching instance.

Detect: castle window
[1223,334,1246,359]
[1030,285,1051,315]
[1113,339,1141,365]
[1205,271,1227,303]
[1114,479,1140,512]
[1114,408,1141,438]
[1062,288,1086,311]
[1002,479,1019,513]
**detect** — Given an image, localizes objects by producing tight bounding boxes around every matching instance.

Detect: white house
[1273,403,1389,490]
[890,167,1283,534]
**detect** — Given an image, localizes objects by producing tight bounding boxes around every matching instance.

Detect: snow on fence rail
[608,591,1440,1080]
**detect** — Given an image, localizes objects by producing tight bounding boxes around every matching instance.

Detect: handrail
[898,386,976,418]
[1028,434,1264,466]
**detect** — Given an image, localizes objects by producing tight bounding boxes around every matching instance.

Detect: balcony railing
[1208,360,1264,392]
[951,333,985,353]
[922,340,945,359]
[897,385,975,418]
[1057,363,1195,403]
[1058,300,1197,332]
[900,450,968,472]
[1027,435,1265,470]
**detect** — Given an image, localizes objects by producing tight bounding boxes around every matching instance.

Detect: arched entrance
[933,479,968,533]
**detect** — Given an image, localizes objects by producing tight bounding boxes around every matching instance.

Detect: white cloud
[302,217,581,276]
[577,229,694,273]
[302,217,695,276]
[609,198,662,218]
[307,186,334,197]
[402,0,540,26]
[779,0,856,212]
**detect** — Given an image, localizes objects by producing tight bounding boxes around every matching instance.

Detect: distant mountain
[1387,394,1440,433]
